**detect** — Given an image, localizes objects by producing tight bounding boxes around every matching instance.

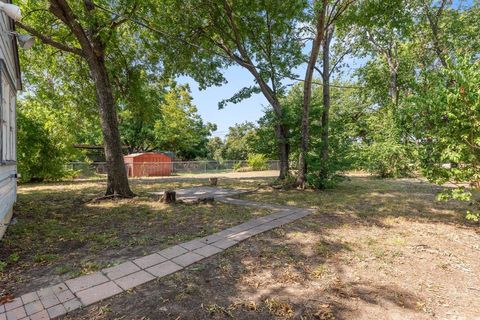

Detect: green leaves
[403,54,480,220]
[17,105,78,182]
[152,85,216,159]
[221,122,258,160]
[218,86,261,109]
[247,154,269,171]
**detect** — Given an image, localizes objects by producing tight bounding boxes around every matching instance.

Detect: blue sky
[177,68,270,138]
[177,55,360,138]
[177,63,309,138]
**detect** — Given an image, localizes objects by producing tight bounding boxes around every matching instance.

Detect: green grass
[241,175,472,224]
[0,176,274,294]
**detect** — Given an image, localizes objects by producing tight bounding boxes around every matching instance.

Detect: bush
[360,141,416,178]
[232,161,243,171]
[306,151,351,189]
[247,154,268,171]
[17,112,75,182]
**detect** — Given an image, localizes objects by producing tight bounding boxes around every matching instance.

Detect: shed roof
[124,152,172,158]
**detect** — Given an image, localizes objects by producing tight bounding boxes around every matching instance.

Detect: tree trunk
[297,0,328,187]
[161,190,176,204]
[385,49,399,107]
[319,28,332,182]
[424,0,448,68]
[88,56,134,197]
[275,123,290,180]
[252,78,290,181]
[23,1,134,197]
[209,177,218,186]
[389,65,399,107]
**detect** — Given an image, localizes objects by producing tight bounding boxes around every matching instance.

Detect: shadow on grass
[1,178,274,296]
[63,215,426,320]
[244,176,477,230]
[5,175,476,319]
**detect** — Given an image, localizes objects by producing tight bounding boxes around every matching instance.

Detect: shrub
[247,154,268,171]
[360,141,416,178]
[232,161,243,171]
[17,112,75,182]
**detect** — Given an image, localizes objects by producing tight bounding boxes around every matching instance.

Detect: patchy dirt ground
[0,176,272,297]
[57,175,479,320]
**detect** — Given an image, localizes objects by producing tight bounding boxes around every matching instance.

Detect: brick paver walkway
[1,190,313,320]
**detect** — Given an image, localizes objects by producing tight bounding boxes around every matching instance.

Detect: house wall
[0,3,20,239]
[0,3,19,90]
[0,164,15,238]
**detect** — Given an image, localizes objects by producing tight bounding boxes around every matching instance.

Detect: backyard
[0,0,478,319]
[1,173,478,319]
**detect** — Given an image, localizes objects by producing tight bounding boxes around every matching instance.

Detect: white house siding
[0,2,18,85]
[0,165,15,238]
[0,1,21,239]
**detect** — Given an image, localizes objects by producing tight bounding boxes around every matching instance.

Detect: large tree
[152,85,216,160]
[298,0,354,187]
[18,0,139,196]
[221,122,256,160]
[297,0,328,187]
[148,0,306,180]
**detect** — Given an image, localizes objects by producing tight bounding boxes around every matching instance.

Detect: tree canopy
[15,0,480,218]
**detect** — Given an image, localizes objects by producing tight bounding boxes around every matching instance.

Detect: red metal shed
[124,153,173,177]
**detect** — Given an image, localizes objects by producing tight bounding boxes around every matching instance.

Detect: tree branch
[330,46,351,75]
[15,21,84,57]
[314,65,324,77]
[49,0,93,56]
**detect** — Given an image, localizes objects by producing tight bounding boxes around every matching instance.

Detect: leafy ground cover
[0,176,272,296]
[62,174,479,319]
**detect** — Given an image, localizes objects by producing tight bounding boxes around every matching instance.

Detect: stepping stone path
[1,188,313,320]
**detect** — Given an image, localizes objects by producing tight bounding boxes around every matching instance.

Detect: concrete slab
[158,245,188,259]
[229,230,255,241]
[103,261,140,280]
[56,289,75,304]
[249,224,275,234]
[29,310,49,320]
[4,298,22,311]
[36,287,60,309]
[171,252,204,267]
[115,270,155,290]
[50,283,69,295]
[65,272,109,293]
[24,301,44,316]
[211,238,239,250]
[198,233,225,244]
[133,253,166,269]
[76,281,123,306]
[153,186,248,201]
[63,298,82,313]
[193,245,223,257]
[5,306,26,320]
[21,292,39,305]
[146,261,183,277]
[179,239,206,251]
[47,304,67,319]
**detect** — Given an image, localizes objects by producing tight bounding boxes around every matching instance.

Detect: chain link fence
[65,160,280,178]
